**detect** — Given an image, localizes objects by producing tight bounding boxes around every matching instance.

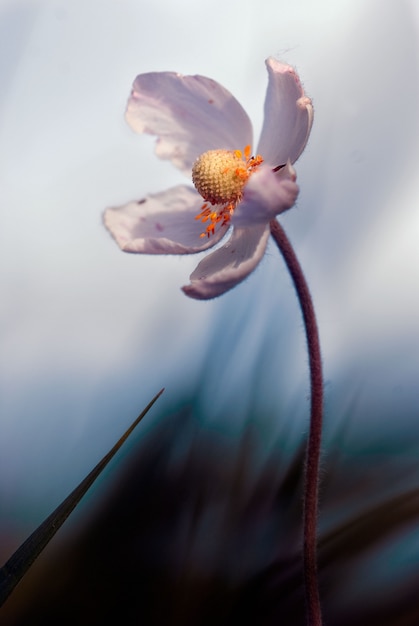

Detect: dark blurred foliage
[2,395,419,626]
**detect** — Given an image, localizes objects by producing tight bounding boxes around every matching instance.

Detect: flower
[104,58,313,300]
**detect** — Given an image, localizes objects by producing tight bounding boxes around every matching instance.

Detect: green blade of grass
[0,387,164,607]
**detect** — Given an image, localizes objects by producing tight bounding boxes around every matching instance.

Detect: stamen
[192,145,264,237]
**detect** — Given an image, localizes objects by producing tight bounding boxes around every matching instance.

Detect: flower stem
[269,219,323,626]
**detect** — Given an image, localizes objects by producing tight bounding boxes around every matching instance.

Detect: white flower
[104,58,313,300]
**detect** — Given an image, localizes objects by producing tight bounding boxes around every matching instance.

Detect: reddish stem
[269,219,323,626]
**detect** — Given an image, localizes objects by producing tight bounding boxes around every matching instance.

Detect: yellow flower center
[192,145,263,238]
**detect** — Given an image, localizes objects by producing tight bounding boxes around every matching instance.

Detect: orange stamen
[193,145,264,238]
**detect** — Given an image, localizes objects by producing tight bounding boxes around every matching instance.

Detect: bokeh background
[1,0,419,623]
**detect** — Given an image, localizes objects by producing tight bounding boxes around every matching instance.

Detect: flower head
[104,58,313,299]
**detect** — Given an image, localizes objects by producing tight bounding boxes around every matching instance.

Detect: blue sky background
[1,0,419,542]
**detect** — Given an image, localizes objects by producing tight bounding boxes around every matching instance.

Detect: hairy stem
[269,218,323,626]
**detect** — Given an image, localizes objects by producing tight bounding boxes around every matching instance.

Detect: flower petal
[125,72,253,175]
[257,57,313,166]
[182,224,270,300]
[232,163,299,227]
[104,185,228,254]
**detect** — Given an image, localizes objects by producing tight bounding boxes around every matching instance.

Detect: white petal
[104,185,228,254]
[233,164,299,227]
[182,224,270,300]
[125,72,253,175]
[257,58,313,166]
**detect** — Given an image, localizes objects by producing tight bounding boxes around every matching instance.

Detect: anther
[192,146,264,237]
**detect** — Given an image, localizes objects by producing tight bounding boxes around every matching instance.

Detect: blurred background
[1,0,419,623]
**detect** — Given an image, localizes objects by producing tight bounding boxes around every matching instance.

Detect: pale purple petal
[182,224,270,300]
[125,72,253,175]
[104,185,228,254]
[257,57,313,166]
[232,163,299,227]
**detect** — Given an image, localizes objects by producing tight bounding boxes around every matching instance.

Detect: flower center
[192,145,263,238]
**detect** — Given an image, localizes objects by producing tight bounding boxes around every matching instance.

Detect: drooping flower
[104,58,313,300]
